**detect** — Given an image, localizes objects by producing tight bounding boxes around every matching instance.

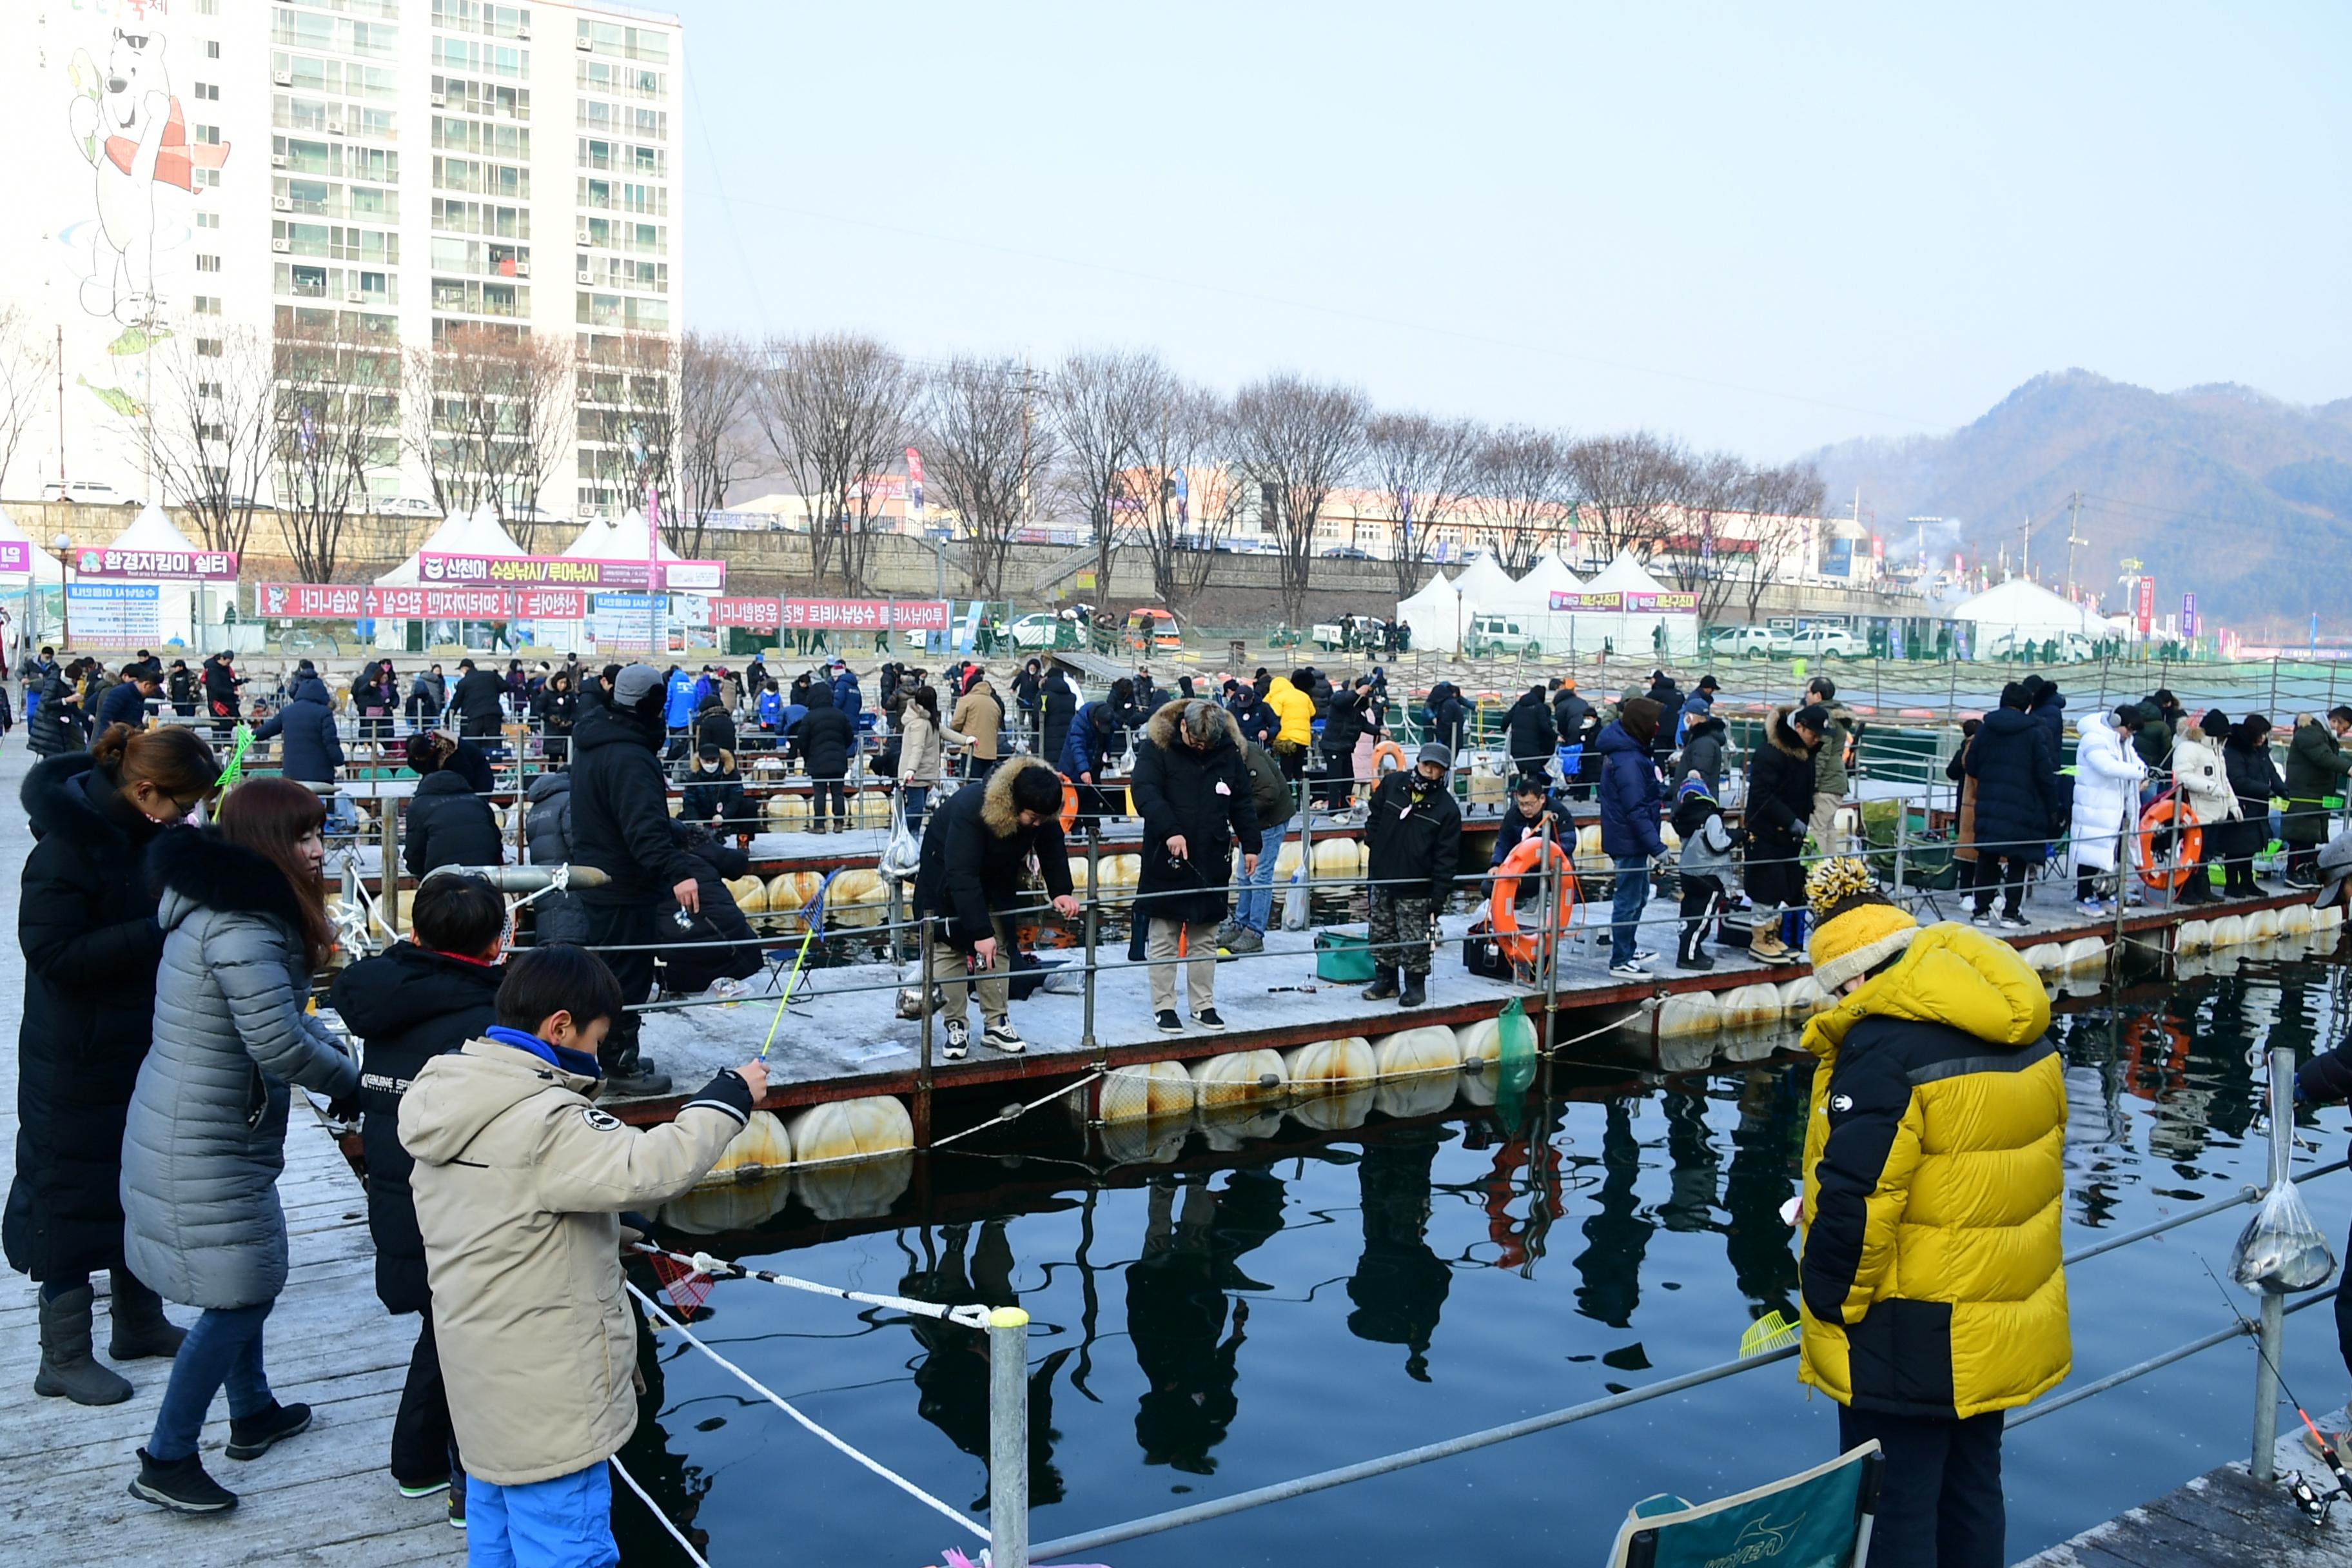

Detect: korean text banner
[73,545,239,580]
[417,551,727,592]
[255,583,587,619]
[776,598,951,632]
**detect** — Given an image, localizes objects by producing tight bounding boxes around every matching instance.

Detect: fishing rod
[2200,1255,2352,1522]
[758,868,839,1061]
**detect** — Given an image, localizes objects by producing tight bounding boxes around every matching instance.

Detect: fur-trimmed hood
[1142,696,1242,754]
[1683,712,1727,743]
[1765,703,1814,760]
[148,826,315,937]
[979,754,1057,837]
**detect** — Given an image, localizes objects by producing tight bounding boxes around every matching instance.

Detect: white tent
[84,504,202,645]
[1449,554,1520,612]
[1571,549,1700,658]
[1953,579,2111,643]
[1516,554,1586,605]
[607,508,687,564]
[1395,569,1465,654]
[373,506,527,587]
[1584,550,1672,594]
[559,516,618,558]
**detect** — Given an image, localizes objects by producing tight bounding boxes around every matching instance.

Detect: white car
[41,479,129,505]
[1707,626,1774,657]
[1988,630,2097,663]
[1783,627,1866,660]
[375,496,442,517]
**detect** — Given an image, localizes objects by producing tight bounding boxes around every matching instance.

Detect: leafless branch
[1228,373,1370,627]
[1366,411,1485,597]
[749,332,916,594]
[139,322,275,556]
[1470,425,1573,576]
[272,324,395,582]
[0,309,51,500]
[923,355,1051,602]
[402,326,573,548]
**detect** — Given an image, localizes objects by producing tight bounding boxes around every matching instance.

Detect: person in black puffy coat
[1319,683,1368,810]
[1040,667,1080,765]
[657,823,764,994]
[792,683,856,832]
[1130,700,1260,1031]
[255,674,343,784]
[1503,685,1556,786]
[402,740,505,876]
[326,873,504,1493]
[2222,714,2285,894]
[1962,683,2060,925]
[1742,704,1821,962]
[7,725,219,1406]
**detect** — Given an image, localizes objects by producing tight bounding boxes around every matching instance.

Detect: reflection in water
[1573,1102,1653,1328]
[1721,1067,1805,1315]
[1346,1130,1455,1382]
[899,1221,1077,1509]
[1126,1171,1287,1474]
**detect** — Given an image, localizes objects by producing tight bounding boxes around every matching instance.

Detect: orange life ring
[1489,834,1579,966]
[2137,793,2204,890]
[1370,740,1409,778]
[1059,777,1081,833]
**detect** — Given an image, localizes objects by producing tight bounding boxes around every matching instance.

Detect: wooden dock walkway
[0,743,460,1567]
[2016,1435,2352,1567]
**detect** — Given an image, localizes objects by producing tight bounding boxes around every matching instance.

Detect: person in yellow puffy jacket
[1795,857,2068,1568]
[1263,675,1317,782]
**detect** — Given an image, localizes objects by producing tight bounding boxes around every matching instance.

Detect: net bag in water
[2230,1175,2338,1293]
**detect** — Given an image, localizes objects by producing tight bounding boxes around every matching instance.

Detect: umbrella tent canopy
[1583,549,1674,595]
[1952,578,2112,642]
[1394,569,1465,654]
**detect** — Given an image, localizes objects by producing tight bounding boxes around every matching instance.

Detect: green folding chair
[1605,1441,1884,1568]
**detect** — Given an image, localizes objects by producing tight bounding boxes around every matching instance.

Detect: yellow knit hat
[1805,858,1919,992]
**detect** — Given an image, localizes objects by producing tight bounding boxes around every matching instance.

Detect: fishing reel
[2287,1467,2344,1524]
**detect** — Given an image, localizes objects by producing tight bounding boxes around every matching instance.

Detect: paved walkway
[0,742,460,1565]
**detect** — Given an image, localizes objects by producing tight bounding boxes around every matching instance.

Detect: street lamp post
[51,533,72,651]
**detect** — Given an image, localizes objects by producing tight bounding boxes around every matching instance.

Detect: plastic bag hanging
[2230,1174,2338,1293]
[879,783,923,883]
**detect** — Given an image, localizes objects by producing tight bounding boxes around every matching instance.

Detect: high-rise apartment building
[0,0,684,520]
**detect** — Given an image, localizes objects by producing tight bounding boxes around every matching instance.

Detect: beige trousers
[1147,917,1219,1016]
[928,915,1014,1026]
[1808,793,1846,857]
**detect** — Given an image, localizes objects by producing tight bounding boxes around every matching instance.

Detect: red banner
[256,583,589,619]
[716,596,782,629]
[779,598,950,631]
[417,551,727,592]
[2135,576,2155,636]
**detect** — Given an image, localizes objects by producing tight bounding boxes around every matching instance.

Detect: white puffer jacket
[2170,731,2241,826]
[2071,711,2148,873]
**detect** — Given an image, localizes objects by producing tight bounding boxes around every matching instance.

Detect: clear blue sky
[670,1,2351,460]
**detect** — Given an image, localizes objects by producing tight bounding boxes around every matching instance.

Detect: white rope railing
[609,1453,712,1568]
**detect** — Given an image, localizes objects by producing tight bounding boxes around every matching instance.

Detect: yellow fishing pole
[758,870,837,1061]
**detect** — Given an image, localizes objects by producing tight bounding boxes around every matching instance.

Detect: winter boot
[226,1400,314,1461]
[129,1448,237,1514]
[34,1286,133,1406]
[1362,967,1400,1002]
[1398,973,1426,1008]
[108,1270,186,1360]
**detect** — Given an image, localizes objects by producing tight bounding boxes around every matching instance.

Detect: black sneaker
[1608,960,1651,979]
[448,1471,467,1530]
[599,1065,673,1099]
[130,1447,237,1513]
[1676,952,1716,972]
[982,1019,1026,1054]
[1155,1009,1184,1034]
[225,1400,312,1461]
[1195,1009,1227,1033]
[396,1475,451,1500]
[941,1017,970,1061]
[1996,912,2030,930]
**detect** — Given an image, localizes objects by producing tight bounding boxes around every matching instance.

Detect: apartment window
[197,211,220,230]
[197,0,219,13]
[194,124,222,146]
[207,41,222,59]
[195,169,220,189]
[195,253,222,273]
[198,381,223,400]
[194,82,220,102]
[197,338,224,357]
[193,295,223,316]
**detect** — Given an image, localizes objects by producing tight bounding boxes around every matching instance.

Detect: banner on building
[715,597,782,630]
[1547,590,1698,613]
[66,583,161,643]
[72,545,239,580]
[255,583,587,620]
[905,447,925,528]
[416,551,727,593]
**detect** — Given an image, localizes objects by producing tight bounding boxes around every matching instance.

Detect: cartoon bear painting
[66,24,230,325]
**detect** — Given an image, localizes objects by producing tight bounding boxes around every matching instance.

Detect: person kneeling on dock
[913,755,1081,1059]
[1362,741,1462,1008]
[1132,698,1260,1035]
[1797,857,2068,1568]
[400,946,767,1568]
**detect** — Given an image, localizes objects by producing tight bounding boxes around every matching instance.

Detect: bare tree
[1047,350,1164,600]
[1469,425,1573,576]
[0,308,50,500]
[1366,411,1485,598]
[139,322,275,556]
[576,331,677,540]
[1132,381,1226,608]
[1732,462,1828,623]
[273,325,395,582]
[402,326,573,548]
[1562,430,1692,567]
[1228,373,1369,627]
[675,331,758,558]
[1647,450,1749,623]
[924,355,1052,601]
[749,332,916,594]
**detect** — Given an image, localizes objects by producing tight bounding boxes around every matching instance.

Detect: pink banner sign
[0,542,32,573]
[417,551,727,592]
[779,598,950,632]
[255,583,589,619]
[1547,589,1698,613]
[716,596,781,630]
[74,544,239,580]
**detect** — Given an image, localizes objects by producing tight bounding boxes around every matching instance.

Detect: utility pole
[54,326,65,482]
[2063,491,2086,598]
[2019,509,2030,583]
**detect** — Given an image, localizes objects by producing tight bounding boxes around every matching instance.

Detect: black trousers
[1836,1404,2006,1568]
[390,1309,459,1488]
[582,897,658,1067]
[1974,854,2027,916]
[812,776,849,826]
[1744,845,1804,911]
[1678,874,1725,960]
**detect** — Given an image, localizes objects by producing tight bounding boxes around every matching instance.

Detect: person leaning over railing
[1796,858,2068,1568]
[2284,706,2352,888]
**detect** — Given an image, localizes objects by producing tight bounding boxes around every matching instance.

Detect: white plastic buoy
[2176,919,2211,954]
[2244,906,2282,941]
[658,1172,796,1235]
[1777,975,1830,1020]
[2208,913,2249,947]
[1289,1084,1375,1133]
[2059,936,2108,972]
[1455,1017,1502,1066]
[2280,902,2316,936]
[796,1152,914,1221]
[725,874,768,914]
[784,1097,914,1162]
[1190,1050,1287,1110]
[1099,1061,1195,1122]
[1282,1036,1376,1088]
[1371,1025,1462,1079]
[2020,943,2064,974]
[1656,993,1723,1036]
[1375,1073,1460,1119]
[1718,984,1783,1029]
[696,1110,792,1186]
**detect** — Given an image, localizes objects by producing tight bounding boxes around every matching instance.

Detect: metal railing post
[1082,830,1101,1055]
[378,793,399,930]
[1892,801,1908,901]
[915,917,936,1150]
[988,1305,1032,1568]
[2253,1046,2292,1482]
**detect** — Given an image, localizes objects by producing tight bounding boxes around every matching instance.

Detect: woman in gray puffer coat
[120,777,358,1514]
[523,769,590,943]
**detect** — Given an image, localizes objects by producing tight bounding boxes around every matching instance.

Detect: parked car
[41,479,129,505]
[1007,612,1066,650]
[1320,545,1375,560]
[1707,625,1775,657]
[1986,629,2097,663]
[1782,627,1866,660]
[1464,614,1544,658]
[375,496,442,516]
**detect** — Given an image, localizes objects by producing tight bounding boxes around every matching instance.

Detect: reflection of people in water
[1660,1090,1720,1234]
[1720,1066,1805,1315]
[1126,1170,1286,1474]
[899,1221,1074,1509]
[1346,1130,1454,1381]
[1573,1101,1653,1328]
[615,1254,714,1556]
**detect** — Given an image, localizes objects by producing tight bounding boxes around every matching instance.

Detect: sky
[669,2,2352,462]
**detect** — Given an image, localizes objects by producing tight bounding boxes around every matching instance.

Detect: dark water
[611,943,2352,1567]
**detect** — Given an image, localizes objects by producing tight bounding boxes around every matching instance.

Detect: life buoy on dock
[2136,793,2203,890]
[1370,740,1409,778]
[1488,834,1578,965]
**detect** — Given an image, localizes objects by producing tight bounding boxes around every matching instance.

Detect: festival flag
[905,447,926,527]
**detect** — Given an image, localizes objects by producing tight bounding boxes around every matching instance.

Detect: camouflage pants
[1367,890,1435,977]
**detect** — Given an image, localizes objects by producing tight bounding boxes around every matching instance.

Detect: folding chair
[1605,1441,1885,1568]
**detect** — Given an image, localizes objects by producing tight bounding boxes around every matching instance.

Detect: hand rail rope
[609,1453,712,1568]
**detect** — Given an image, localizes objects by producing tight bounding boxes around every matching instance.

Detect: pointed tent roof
[1952,578,2110,639]
[1584,549,1671,595]
[1512,553,1587,608]
[560,516,618,558]
[374,506,526,587]
[0,505,50,578]
[1449,554,1520,609]
[1395,568,1465,653]
[114,504,202,556]
[611,509,684,562]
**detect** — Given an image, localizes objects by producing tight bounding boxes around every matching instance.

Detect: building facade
[0,0,682,517]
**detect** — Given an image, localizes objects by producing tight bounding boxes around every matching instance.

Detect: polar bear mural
[66,24,230,324]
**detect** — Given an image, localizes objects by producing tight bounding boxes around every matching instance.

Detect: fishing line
[2200,1254,2352,1520]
